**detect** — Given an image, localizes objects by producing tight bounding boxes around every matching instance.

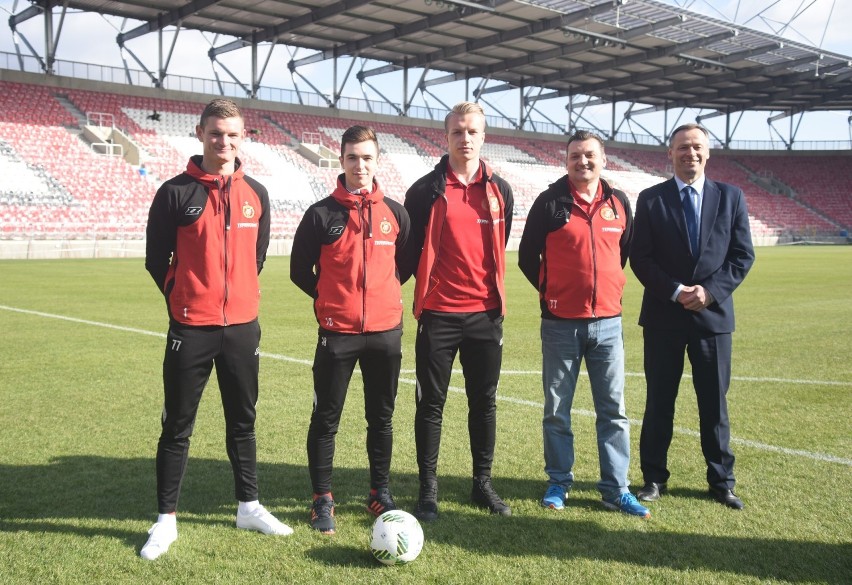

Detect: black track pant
[156,320,261,513]
[414,310,503,482]
[307,328,402,494]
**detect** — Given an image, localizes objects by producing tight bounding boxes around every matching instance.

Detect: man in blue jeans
[518,130,648,518]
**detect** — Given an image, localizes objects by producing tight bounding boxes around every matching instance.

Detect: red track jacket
[399,155,514,319]
[145,155,270,326]
[518,175,633,319]
[290,177,410,334]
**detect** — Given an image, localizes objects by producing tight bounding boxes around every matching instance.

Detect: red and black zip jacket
[290,176,410,334]
[399,155,514,319]
[145,155,270,326]
[518,176,633,320]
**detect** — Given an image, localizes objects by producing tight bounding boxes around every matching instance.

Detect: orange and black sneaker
[366,487,397,517]
[310,493,335,534]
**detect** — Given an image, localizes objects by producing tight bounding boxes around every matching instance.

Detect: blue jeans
[541,316,631,499]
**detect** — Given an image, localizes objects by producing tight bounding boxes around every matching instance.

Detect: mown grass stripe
[2,303,848,467]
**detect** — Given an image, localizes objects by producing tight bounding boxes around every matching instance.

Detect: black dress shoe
[636,482,667,501]
[709,487,744,510]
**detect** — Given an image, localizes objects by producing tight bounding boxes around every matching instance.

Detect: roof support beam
[332,55,359,107]
[252,38,278,98]
[628,59,848,115]
[8,3,42,27]
[9,0,69,75]
[548,43,784,105]
[573,50,816,108]
[529,29,738,103]
[360,77,404,116]
[716,42,782,64]
[116,0,220,45]
[8,3,48,73]
[361,0,614,82]
[405,64,431,116]
[560,14,685,47]
[440,0,497,11]
[478,93,519,130]
[421,37,595,88]
[291,7,462,69]
[210,0,376,57]
[421,11,680,89]
[211,54,252,97]
[771,82,852,115]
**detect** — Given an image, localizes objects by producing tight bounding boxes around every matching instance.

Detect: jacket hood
[186,154,246,186]
[330,175,384,208]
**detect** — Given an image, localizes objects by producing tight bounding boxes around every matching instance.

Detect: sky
[0,0,850,146]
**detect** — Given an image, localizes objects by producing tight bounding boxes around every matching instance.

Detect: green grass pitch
[0,246,850,584]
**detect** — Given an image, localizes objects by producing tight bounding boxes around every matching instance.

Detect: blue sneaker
[541,484,567,510]
[602,492,651,518]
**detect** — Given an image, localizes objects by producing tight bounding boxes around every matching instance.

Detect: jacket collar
[186,155,245,186]
[433,155,495,191]
[331,175,384,209]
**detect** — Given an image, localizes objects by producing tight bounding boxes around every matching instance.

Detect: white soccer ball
[370,510,424,566]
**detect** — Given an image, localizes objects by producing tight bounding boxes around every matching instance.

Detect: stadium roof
[11,0,852,119]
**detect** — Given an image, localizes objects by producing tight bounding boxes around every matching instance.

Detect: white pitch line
[402,368,852,387]
[0,305,167,338]
[2,304,850,466]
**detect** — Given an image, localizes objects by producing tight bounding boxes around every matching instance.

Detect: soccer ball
[370,510,424,566]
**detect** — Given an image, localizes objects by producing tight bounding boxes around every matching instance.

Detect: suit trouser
[414,309,503,482]
[307,328,402,494]
[156,320,261,513]
[639,327,736,490]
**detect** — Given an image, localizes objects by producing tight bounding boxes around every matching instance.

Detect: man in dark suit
[630,123,754,510]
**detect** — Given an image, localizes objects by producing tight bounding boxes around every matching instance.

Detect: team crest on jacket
[487,195,500,213]
[380,219,392,235]
[600,206,616,221]
[242,202,256,219]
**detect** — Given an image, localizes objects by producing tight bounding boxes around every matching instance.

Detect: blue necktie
[681,186,699,255]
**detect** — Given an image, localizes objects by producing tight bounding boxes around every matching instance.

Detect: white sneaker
[140,520,178,560]
[236,504,294,536]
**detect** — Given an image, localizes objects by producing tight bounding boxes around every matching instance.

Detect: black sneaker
[413,478,438,522]
[366,487,397,517]
[310,493,336,534]
[471,477,512,516]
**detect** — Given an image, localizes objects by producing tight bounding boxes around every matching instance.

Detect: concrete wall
[0,238,299,260]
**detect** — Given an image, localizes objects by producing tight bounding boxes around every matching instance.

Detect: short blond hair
[444,101,486,131]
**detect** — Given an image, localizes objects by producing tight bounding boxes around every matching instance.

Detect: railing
[301,131,323,146]
[86,111,115,128]
[2,51,850,150]
[91,142,123,156]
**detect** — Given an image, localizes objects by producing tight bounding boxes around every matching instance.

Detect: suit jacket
[630,177,754,333]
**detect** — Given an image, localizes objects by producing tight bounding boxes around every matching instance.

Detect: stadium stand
[699,154,838,238]
[0,78,847,254]
[738,154,852,231]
